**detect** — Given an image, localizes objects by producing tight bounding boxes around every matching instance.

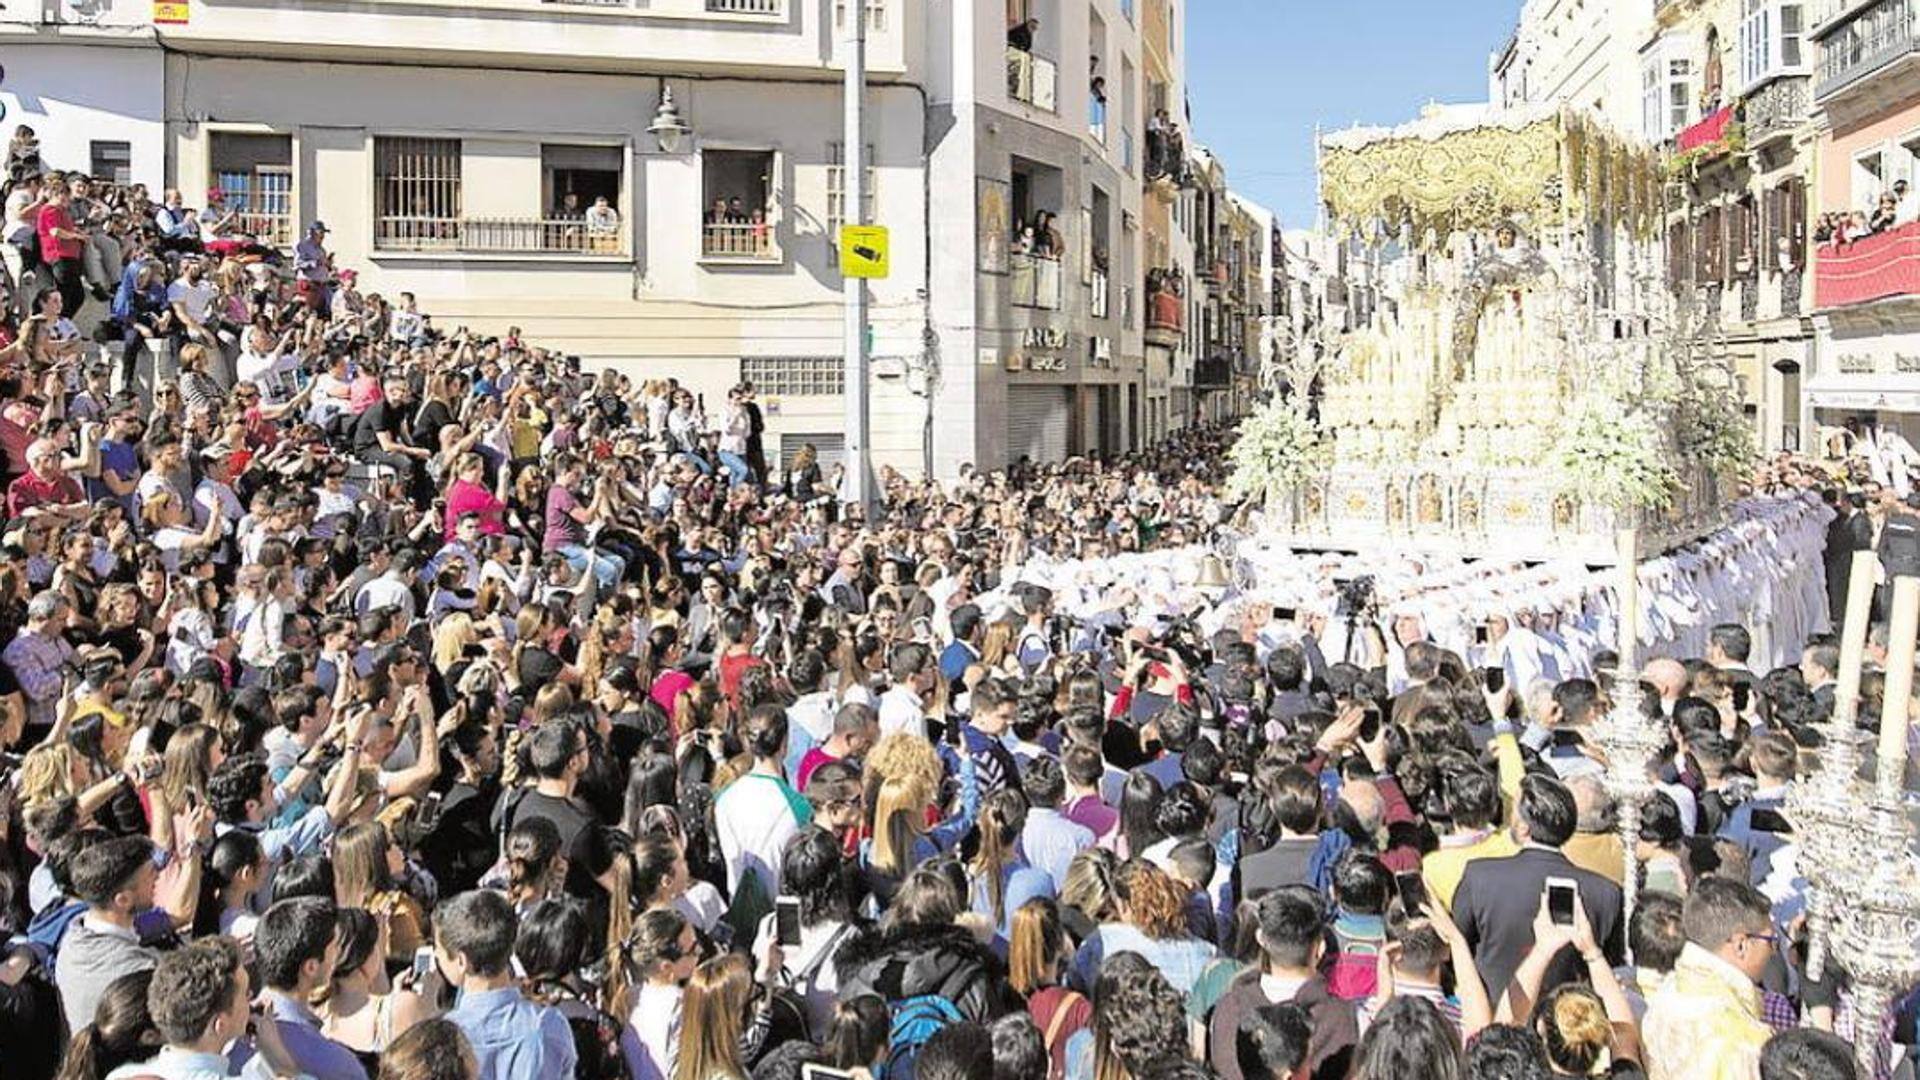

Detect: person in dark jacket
[1206,887,1358,1080]
[1876,492,1920,616]
[1824,489,1873,624]
[1450,774,1625,1005]
[833,865,1012,1023]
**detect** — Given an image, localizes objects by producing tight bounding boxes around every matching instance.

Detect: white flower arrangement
[1675,381,1756,481]
[1552,396,1681,510]
[1227,399,1329,506]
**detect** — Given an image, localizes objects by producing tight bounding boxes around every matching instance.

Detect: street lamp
[648,85,691,154]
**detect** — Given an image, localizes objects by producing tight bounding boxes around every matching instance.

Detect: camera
[1333,575,1376,621]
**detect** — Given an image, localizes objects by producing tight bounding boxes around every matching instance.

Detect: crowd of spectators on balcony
[1146,110,1185,183]
[1011,211,1065,260]
[1815,180,1920,246]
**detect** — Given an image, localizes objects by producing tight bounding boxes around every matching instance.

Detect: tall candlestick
[1836,550,1878,717]
[1617,529,1640,669]
[1877,576,1920,798]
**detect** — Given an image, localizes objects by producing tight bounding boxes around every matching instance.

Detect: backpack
[22,899,85,966]
[885,993,966,1080]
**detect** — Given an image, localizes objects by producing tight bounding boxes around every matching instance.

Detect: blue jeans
[557,544,624,587]
[718,450,751,487]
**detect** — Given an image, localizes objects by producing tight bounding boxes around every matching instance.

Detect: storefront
[1806,316,1920,454]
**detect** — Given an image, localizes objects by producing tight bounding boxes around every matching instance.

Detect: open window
[702,150,778,261]
[211,132,294,246]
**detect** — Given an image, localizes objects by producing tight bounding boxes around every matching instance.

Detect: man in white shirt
[193,446,245,561]
[167,256,220,348]
[237,324,302,405]
[355,549,419,622]
[389,291,426,346]
[878,642,936,739]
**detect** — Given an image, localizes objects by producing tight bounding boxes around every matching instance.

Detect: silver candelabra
[1827,793,1920,1080]
[1593,670,1666,938]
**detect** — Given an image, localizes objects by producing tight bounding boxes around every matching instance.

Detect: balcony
[1676,105,1737,154]
[374,216,627,255]
[1816,220,1920,307]
[1089,98,1108,145]
[1816,0,1919,102]
[223,211,292,248]
[1011,252,1064,310]
[1145,273,1185,346]
[1194,356,1231,390]
[702,222,776,261]
[1745,75,1811,145]
[1007,47,1059,112]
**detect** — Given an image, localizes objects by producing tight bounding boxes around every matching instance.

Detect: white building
[2,0,1181,479]
[1491,0,1656,140]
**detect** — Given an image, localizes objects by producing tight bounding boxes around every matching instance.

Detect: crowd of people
[1814,179,1920,246]
[0,125,1902,1080]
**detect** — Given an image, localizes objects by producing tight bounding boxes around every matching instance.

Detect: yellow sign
[152,0,188,23]
[839,225,889,279]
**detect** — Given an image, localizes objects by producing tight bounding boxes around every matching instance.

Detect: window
[1854,148,1888,213]
[779,433,844,471]
[374,136,462,250]
[743,357,844,397]
[89,141,131,185]
[702,149,777,260]
[211,133,294,246]
[539,144,624,253]
[826,142,876,261]
[1740,0,1805,89]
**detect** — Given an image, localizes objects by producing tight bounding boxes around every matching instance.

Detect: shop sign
[1027,354,1068,373]
[1837,353,1877,374]
[1023,327,1070,350]
[153,0,188,23]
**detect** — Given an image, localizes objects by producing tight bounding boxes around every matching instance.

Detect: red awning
[1816,221,1920,309]
[1676,106,1734,153]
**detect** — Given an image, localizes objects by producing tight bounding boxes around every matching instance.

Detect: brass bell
[1194,554,1232,591]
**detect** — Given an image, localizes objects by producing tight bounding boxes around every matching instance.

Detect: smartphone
[411,945,436,982]
[1749,807,1793,834]
[1483,666,1505,694]
[1358,707,1382,743]
[775,895,803,948]
[1273,606,1297,622]
[1732,683,1752,713]
[1474,623,1489,645]
[1395,871,1429,914]
[1546,878,1578,927]
[800,1067,858,1080]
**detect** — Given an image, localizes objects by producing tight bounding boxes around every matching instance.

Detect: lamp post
[840,1,873,518]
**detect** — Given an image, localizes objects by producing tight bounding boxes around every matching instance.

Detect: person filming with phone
[1449,773,1625,1005]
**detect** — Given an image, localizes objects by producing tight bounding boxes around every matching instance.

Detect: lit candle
[1617,529,1639,668]
[1878,576,1920,797]
[1836,550,1878,717]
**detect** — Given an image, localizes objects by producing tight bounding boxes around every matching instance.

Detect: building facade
[3,0,1219,478]
[1492,0,1657,137]
[1806,0,1920,453]
[1649,0,1815,454]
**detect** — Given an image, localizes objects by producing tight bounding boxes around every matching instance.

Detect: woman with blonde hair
[675,955,751,1080]
[155,721,223,820]
[1058,847,1121,942]
[333,821,427,960]
[139,489,222,573]
[980,620,1017,673]
[1068,858,1217,994]
[859,732,979,906]
[430,612,478,676]
[1010,896,1092,1076]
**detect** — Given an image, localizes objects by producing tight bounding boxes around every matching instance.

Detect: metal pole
[842,4,873,517]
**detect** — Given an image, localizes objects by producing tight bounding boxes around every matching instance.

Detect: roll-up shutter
[1006,386,1071,466]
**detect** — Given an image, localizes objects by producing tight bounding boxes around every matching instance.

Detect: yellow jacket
[1643,944,1768,1080]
